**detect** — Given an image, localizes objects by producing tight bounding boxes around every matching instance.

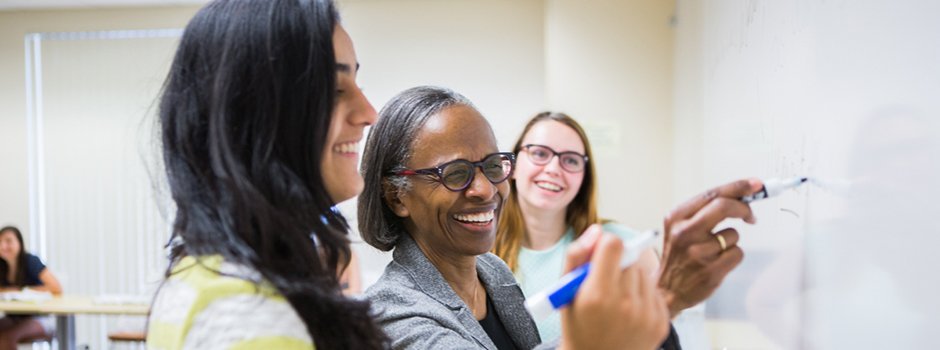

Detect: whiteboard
[674,1,940,349]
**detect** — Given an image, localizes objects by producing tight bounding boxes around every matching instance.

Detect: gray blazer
[364,234,559,350]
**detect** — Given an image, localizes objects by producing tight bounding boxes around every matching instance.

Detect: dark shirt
[1,254,46,287]
[660,324,682,350]
[479,295,519,350]
[477,290,680,350]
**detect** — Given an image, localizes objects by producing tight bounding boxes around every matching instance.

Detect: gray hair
[358,86,475,251]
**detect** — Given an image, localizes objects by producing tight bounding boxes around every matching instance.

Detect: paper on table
[92,294,151,305]
[0,289,53,303]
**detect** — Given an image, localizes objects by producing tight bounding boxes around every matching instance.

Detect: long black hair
[0,226,28,287]
[158,0,387,349]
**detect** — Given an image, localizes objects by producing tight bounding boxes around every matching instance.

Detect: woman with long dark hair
[145,0,387,349]
[0,226,62,350]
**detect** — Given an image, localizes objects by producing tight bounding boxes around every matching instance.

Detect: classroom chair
[107,332,146,350]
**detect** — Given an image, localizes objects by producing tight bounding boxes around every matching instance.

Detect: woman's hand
[657,178,762,317]
[558,224,670,350]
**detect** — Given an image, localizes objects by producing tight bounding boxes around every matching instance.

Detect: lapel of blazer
[393,234,498,350]
[477,255,543,350]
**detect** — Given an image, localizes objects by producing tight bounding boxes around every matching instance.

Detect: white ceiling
[0,0,211,10]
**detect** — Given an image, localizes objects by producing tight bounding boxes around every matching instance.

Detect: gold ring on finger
[715,233,727,253]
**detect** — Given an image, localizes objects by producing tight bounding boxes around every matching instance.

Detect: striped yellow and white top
[147,255,314,350]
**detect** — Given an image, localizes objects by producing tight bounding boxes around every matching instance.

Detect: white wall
[673,1,940,349]
[0,5,200,252]
[671,0,705,205]
[338,0,546,148]
[334,0,548,288]
[545,0,675,232]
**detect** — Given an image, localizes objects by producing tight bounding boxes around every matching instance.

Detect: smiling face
[0,230,21,263]
[390,105,509,258]
[321,25,378,203]
[514,120,586,213]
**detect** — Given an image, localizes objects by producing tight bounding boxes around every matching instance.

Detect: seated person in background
[359,86,760,350]
[340,250,362,295]
[0,226,62,350]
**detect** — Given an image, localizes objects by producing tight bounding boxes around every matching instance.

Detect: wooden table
[0,295,149,350]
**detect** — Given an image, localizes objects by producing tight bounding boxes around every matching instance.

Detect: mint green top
[514,221,641,342]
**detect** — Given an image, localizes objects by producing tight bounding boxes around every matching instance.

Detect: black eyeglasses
[520,144,588,173]
[395,152,515,191]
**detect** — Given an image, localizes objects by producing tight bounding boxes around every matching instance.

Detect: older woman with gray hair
[359,86,763,350]
[358,86,670,350]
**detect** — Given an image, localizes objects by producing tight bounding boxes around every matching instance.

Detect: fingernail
[745,215,757,224]
[577,224,602,247]
[749,178,763,192]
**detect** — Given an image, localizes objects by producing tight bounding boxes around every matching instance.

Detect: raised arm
[657,178,761,317]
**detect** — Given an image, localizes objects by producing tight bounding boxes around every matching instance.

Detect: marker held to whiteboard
[741,177,808,203]
[524,178,806,321]
[524,230,659,321]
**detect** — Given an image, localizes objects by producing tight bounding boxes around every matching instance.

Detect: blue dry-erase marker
[524,230,659,321]
[741,177,808,203]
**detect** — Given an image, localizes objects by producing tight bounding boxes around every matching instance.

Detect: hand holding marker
[525,230,659,321]
[740,177,808,203]
[523,177,810,321]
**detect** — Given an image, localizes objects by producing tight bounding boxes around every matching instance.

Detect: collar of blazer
[392,233,544,349]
